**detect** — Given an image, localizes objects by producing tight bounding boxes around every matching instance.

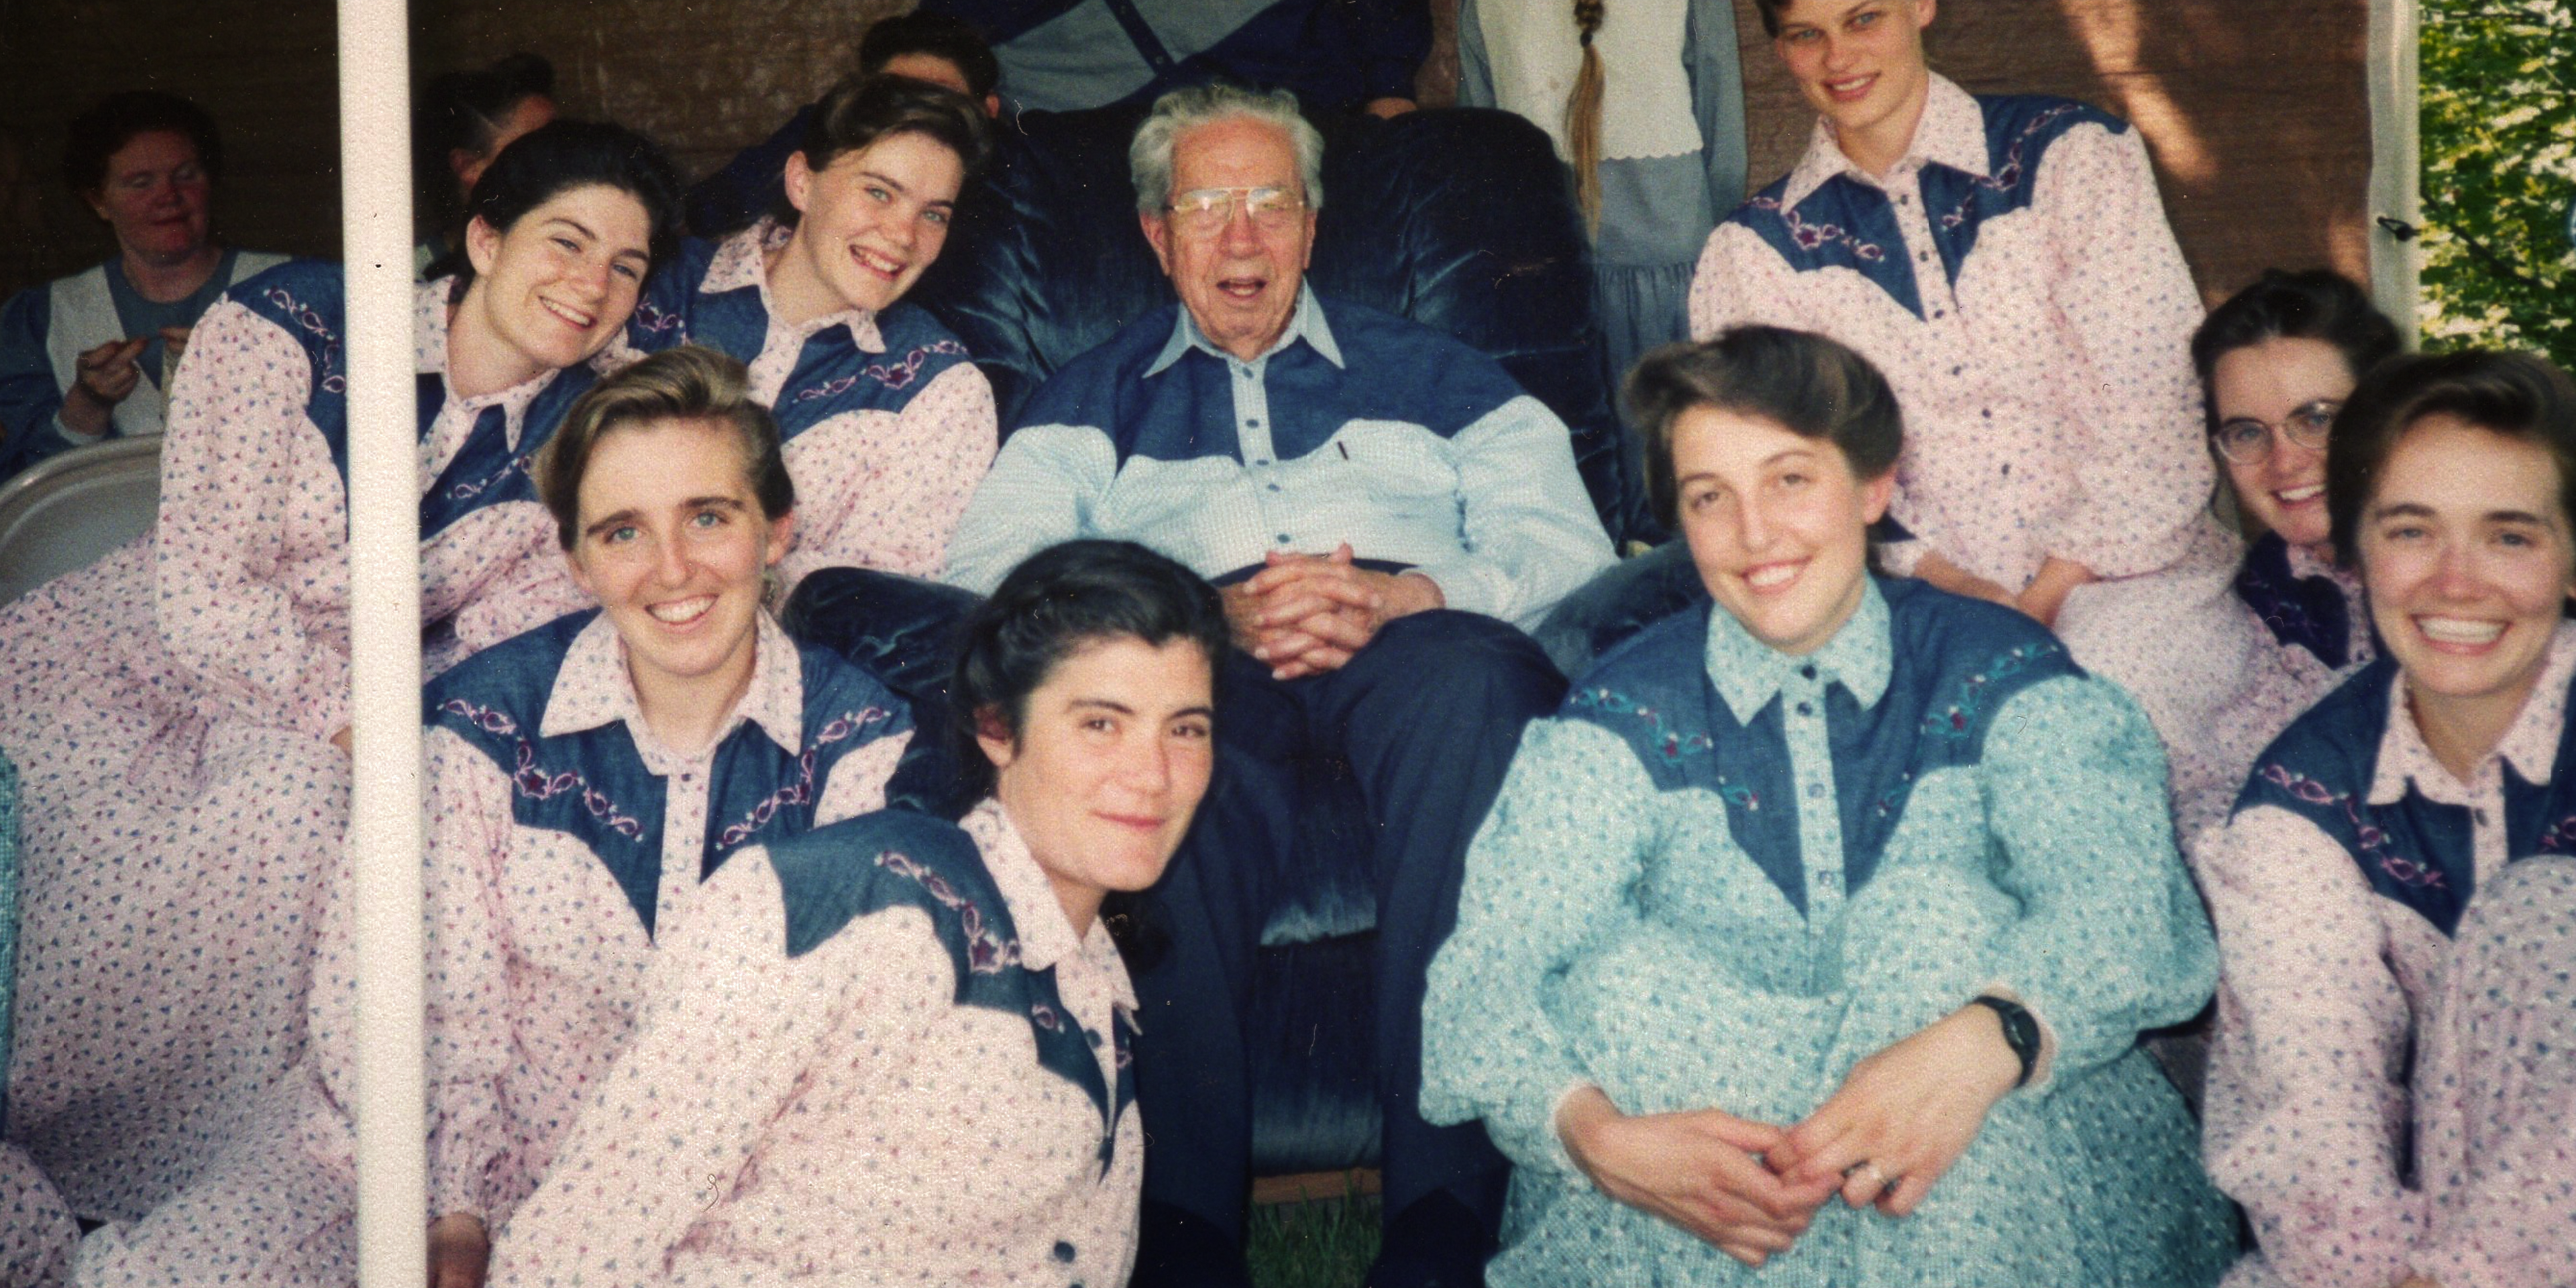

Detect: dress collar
[961,799,1138,1012]
[1703,576,1894,724]
[705,216,888,355]
[539,610,810,764]
[416,275,570,451]
[2369,621,2576,806]
[1144,283,1342,377]
[1782,72,1989,209]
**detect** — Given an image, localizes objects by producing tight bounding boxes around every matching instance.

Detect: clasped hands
[63,327,191,437]
[1556,1004,2024,1269]
[1222,542,1442,680]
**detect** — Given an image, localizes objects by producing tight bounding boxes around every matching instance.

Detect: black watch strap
[1970,995,2040,1088]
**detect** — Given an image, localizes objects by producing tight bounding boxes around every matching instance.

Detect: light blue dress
[1423,577,2236,1285]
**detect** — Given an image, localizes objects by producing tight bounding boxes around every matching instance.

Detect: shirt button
[1799,664,1818,680]
[1982,409,1994,420]
[1933,309,1947,319]
[1796,701,1813,716]
[1248,419,1262,427]
[1252,458,1271,466]
[2474,808,2490,826]
[1806,782,1826,800]
[1054,1241,1078,1263]
[1087,1030,1104,1049]
[1916,251,1929,263]
[1277,533,1293,543]
[1267,484,1282,492]
[1817,869,1842,892]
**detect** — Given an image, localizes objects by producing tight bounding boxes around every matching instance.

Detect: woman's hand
[2012,557,2098,628]
[427,1213,489,1288]
[1556,1085,1833,1267]
[1767,1005,2023,1217]
[1911,550,2017,610]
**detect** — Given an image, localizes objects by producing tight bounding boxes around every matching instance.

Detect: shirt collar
[539,610,810,762]
[2369,620,2576,805]
[1782,72,1987,209]
[415,276,569,452]
[1144,283,1341,378]
[961,799,1138,1012]
[1703,576,1893,724]
[705,216,887,354]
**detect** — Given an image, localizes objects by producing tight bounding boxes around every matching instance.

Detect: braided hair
[1566,0,1607,230]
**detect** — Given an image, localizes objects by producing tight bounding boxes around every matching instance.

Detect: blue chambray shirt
[943,287,1615,631]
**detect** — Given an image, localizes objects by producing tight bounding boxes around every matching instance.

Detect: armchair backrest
[904,103,1646,543]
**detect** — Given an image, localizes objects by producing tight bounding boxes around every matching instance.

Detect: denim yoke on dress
[2236,654,2576,937]
[625,237,974,443]
[229,260,597,543]
[425,608,915,939]
[766,806,1138,1171]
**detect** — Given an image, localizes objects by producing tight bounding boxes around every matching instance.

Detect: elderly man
[945,83,1613,1288]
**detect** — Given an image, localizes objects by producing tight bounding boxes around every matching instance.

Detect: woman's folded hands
[1555,1004,2024,1265]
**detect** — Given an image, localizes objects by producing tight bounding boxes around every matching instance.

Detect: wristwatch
[1969,995,2040,1088]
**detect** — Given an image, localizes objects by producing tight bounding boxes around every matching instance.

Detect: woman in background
[0,91,287,480]
[492,539,1225,1286]
[2200,350,2576,1288]
[412,52,559,278]
[0,119,681,1228]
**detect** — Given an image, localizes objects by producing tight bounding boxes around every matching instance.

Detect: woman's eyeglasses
[2212,399,2340,466]
[1165,185,1307,233]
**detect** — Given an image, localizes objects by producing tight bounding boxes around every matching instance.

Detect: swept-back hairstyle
[535,344,794,550]
[2326,349,2576,568]
[858,11,1002,100]
[450,119,684,299]
[64,91,221,195]
[794,71,996,199]
[1624,325,1904,529]
[1130,83,1326,214]
[2191,268,2402,432]
[947,539,1230,800]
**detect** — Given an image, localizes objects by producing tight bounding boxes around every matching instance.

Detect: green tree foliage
[2420,0,2576,368]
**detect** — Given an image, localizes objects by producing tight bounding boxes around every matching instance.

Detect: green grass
[1246,1189,1382,1288]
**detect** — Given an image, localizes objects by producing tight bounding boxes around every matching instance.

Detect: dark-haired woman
[1424,327,2231,1285]
[619,72,1000,588]
[492,538,1224,1287]
[2200,350,2576,1288]
[0,119,684,1224]
[412,52,558,278]
[2061,270,2398,875]
[70,347,915,1287]
[0,91,287,478]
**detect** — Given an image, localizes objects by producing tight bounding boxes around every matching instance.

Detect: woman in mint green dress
[1421,326,2235,1285]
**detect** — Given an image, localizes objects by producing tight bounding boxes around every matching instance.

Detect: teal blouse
[1422,577,2235,1286]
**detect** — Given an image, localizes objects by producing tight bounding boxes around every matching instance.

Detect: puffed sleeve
[777,360,998,587]
[2197,802,2422,1288]
[421,727,533,1224]
[486,851,945,1286]
[1964,674,2219,1089]
[1421,716,1652,1176]
[2030,121,2211,580]
[151,299,349,740]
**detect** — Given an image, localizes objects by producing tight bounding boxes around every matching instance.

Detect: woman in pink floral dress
[0,119,682,1226]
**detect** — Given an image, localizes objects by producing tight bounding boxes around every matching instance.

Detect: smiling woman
[1424,327,2233,1287]
[490,539,1228,1286]
[22,120,693,1279]
[619,72,1001,590]
[2201,350,2576,1288]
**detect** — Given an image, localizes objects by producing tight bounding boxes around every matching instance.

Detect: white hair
[1129,83,1325,215]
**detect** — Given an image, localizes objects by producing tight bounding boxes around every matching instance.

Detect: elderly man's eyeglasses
[2212,399,2340,466]
[1165,186,1307,232]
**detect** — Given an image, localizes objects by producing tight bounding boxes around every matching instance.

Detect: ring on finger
[1841,1160,1892,1190]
